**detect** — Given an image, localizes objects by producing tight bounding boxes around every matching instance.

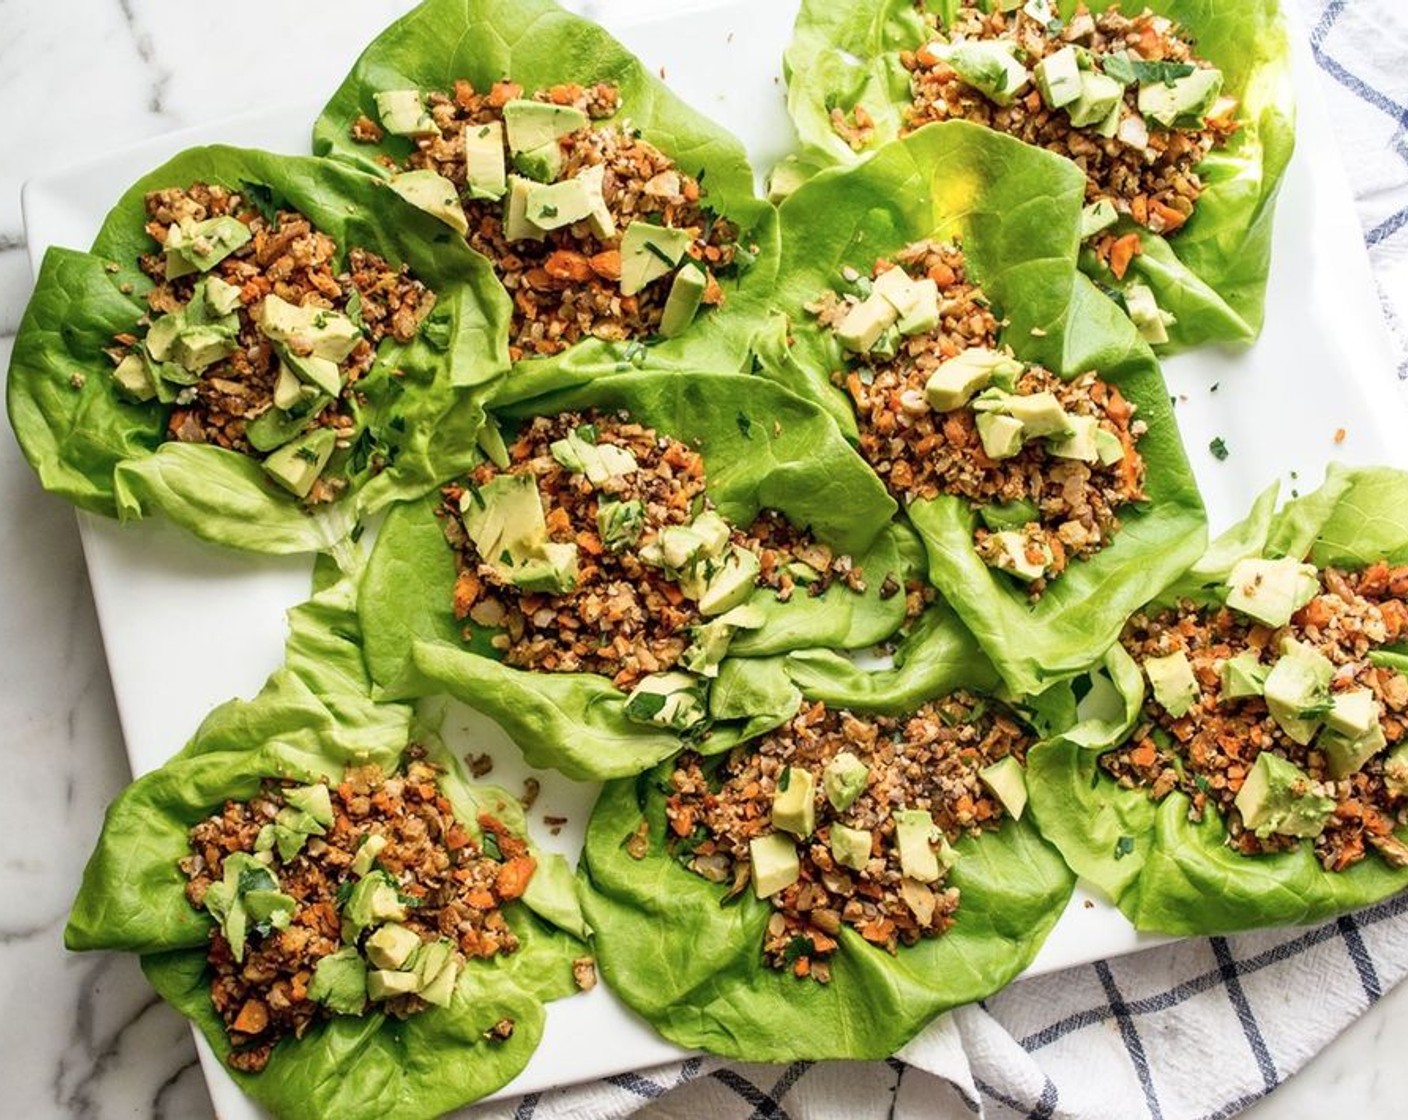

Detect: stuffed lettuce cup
[65,574,588,1120]
[782,0,1294,350]
[359,370,918,779]
[314,0,778,403]
[8,147,510,555]
[1027,466,1408,934]
[757,123,1205,694]
[579,610,1073,1059]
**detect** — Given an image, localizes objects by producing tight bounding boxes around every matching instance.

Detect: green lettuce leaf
[312,0,779,400]
[758,122,1206,694]
[783,0,1295,350]
[8,146,511,554]
[579,612,1074,1060]
[1027,466,1408,934]
[359,370,907,779]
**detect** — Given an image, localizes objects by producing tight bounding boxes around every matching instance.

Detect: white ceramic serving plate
[20,0,1408,1115]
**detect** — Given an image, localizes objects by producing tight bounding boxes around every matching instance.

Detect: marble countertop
[3,2,1406,1117]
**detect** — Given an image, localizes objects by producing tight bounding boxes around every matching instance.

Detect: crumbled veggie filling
[352,80,747,358]
[663,696,1033,982]
[179,750,534,1071]
[1106,561,1408,870]
[809,239,1146,594]
[116,182,435,503]
[441,412,870,712]
[896,3,1238,277]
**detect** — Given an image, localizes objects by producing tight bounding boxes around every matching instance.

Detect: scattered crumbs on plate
[544,814,568,836]
[1083,899,1095,909]
[1334,427,1347,444]
[1210,382,1219,393]
[468,752,494,777]
[521,777,541,810]
[1209,436,1229,461]
[659,65,667,80]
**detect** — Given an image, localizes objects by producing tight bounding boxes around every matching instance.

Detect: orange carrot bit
[1129,741,1158,768]
[1149,200,1188,233]
[494,855,538,901]
[1109,233,1142,281]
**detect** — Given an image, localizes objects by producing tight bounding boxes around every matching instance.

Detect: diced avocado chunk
[283,783,334,828]
[550,427,638,483]
[341,873,406,941]
[823,751,869,812]
[829,824,872,872]
[1138,68,1223,128]
[243,888,295,930]
[976,412,1025,460]
[979,499,1039,532]
[419,957,461,1008]
[897,277,941,336]
[145,314,180,362]
[1080,199,1120,240]
[1234,751,1335,840]
[258,294,361,362]
[1047,414,1101,463]
[620,222,692,296]
[204,275,244,316]
[771,766,817,838]
[1327,689,1381,739]
[1125,282,1174,346]
[1221,651,1269,700]
[262,427,336,499]
[351,833,387,878]
[1003,392,1073,439]
[623,671,709,732]
[504,175,546,242]
[598,499,646,553]
[525,175,596,231]
[163,216,251,279]
[1095,427,1126,467]
[502,99,588,154]
[112,353,157,402]
[925,348,1023,412]
[173,325,236,374]
[308,948,368,1016]
[461,473,577,593]
[412,939,456,990]
[512,542,580,594]
[246,398,328,453]
[750,833,800,898]
[1225,557,1321,629]
[1144,650,1200,718]
[198,853,280,964]
[893,809,942,883]
[389,169,469,236]
[512,142,564,185]
[1066,71,1125,128]
[365,923,423,970]
[872,267,924,320]
[269,363,307,411]
[698,547,761,617]
[367,969,421,1001]
[280,348,343,398]
[1322,723,1387,781]
[577,163,616,241]
[1263,639,1334,745]
[939,40,1030,106]
[660,263,707,339]
[1036,45,1083,109]
[989,530,1052,583]
[835,292,899,354]
[463,120,508,201]
[979,756,1028,820]
[373,89,438,137]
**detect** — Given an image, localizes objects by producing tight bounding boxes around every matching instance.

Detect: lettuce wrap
[782,0,1295,350]
[313,0,779,403]
[8,146,511,556]
[359,369,916,779]
[65,569,587,1119]
[1027,466,1408,934]
[579,610,1075,1061]
[757,122,1205,695]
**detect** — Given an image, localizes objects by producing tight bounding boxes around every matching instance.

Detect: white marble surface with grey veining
[1,2,1404,1117]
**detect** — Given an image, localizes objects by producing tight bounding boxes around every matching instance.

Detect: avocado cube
[829,824,872,872]
[869,325,902,361]
[897,277,941,336]
[173,325,236,373]
[1035,45,1083,109]
[620,221,693,296]
[772,767,817,839]
[823,751,869,812]
[976,412,1025,461]
[1263,640,1334,745]
[833,292,898,354]
[272,363,309,412]
[258,294,362,363]
[990,530,1052,583]
[660,263,707,339]
[1138,68,1223,128]
[308,948,368,1015]
[246,398,326,453]
[367,969,421,1002]
[513,141,565,184]
[698,546,761,617]
[893,809,942,883]
[872,267,924,319]
[504,175,547,242]
[577,163,616,240]
[1326,689,1381,740]
[243,889,295,930]
[411,939,455,989]
[1144,650,1200,718]
[1066,71,1125,128]
[373,89,438,137]
[623,672,709,732]
[979,756,1028,820]
[1093,98,1123,139]
[203,275,244,316]
[280,349,343,398]
[341,874,407,940]
[1094,427,1126,467]
[164,216,252,277]
[925,348,1022,412]
[1004,392,1073,439]
[1080,199,1120,241]
[941,40,1030,106]
[389,169,469,236]
[510,541,579,594]
[1124,282,1172,346]
[749,833,800,898]
[462,120,507,201]
[1220,651,1269,700]
[1234,751,1334,840]
[262,426,337,500]
[1225,557,1321,629]
[351,834,387,878]
[419,958,461,1008]
[111,353,157,403]
[145,314,181,362]
[365,923,422,971]
[1047,414,1101,463]
[1323,723,1387,780]
[502,99,588,154]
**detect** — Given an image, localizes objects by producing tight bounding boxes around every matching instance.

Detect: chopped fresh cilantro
[736,411,753,439]
[1114,835,1135,860]
[1209,437,1229,461]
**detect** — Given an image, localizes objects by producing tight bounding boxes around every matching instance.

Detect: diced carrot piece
[1109,234,1141,281]
[232,1000,269,1035]
[495,855,538,900]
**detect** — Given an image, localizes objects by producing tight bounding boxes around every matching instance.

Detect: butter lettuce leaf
[8,146,511,554]
[579,610,1074,1060]
[313,0,778,401]
[358,370,909,779]
[758,122,1206,694]
[783,0,1295,350]
[1027,466,1408,934]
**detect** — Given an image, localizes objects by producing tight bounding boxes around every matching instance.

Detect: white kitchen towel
[469,2,1408,1117]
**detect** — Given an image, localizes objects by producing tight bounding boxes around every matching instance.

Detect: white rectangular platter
[20,0,1408,1114]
